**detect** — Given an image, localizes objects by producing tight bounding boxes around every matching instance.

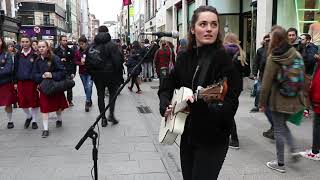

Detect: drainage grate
[150,86,159,89]
[137,106,152,114]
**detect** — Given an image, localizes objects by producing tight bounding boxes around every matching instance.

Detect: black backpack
[85,43,113,73]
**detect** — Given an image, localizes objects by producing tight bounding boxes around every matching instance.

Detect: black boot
[108,115,119,125]
[263,127,275,140]
[101,118,108,127]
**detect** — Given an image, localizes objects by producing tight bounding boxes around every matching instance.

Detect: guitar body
[159,87,193,145]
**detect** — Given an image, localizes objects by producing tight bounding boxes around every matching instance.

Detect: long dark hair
[268,25,288,55]
[0,36,7,51]
[187,5,222,51]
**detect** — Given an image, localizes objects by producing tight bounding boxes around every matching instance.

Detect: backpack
[276,55,304,97]
[85,43,113,73]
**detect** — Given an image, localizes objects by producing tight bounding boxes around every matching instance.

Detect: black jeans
[313,113,320,154]
[93,79,119,119]
[180,133,229,180]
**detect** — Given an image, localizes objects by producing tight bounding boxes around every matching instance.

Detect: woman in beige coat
[259,26,305,173]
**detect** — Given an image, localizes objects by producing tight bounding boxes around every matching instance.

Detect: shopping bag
[287,109,304,126]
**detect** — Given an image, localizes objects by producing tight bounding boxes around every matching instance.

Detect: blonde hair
[223,32,247,66]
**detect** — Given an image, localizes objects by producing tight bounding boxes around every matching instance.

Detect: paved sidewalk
[0,77,319,180]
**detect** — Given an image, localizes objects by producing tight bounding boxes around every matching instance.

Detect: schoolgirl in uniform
[0,37,16,129]
[15,35,40,129]
[32,40,69,138]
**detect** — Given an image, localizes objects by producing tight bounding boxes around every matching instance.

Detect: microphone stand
[75,37,161,180]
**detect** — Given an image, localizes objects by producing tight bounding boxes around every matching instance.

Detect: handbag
[40,78,75,96]
[39,58,75,96]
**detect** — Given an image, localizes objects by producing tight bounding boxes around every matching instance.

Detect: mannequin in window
[309,12,320,53]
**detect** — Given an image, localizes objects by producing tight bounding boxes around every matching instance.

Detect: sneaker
[7,122,14,129]
[24,117,32,129]
[250,107,259,113]
[31,122,38,129]
[229,140,240,149]
[300,149,320,161]
[42,130,49,138]
[101,118,108,127]
[56,121,62,128]
[136,90,142,94]
[108,116,119,125]
[303,110,310,118]
[263,128,275,140]
[266,160,286,173]
[128,86,133,92]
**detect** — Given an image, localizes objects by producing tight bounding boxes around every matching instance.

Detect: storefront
[274,0,320,35]
[0,15,20,44]
[20,26,59,46]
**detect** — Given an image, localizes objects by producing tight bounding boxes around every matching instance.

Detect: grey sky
[88,0,122,23]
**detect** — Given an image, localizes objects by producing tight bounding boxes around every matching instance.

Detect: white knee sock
[7,112,12,123]
[56,111,62,122]
[31,108,39,123]
[42,113,49,130]
[23,108,32,119]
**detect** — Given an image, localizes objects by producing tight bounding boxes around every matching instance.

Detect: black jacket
[54,46,76,75]
[158,44,241,145]
[253,46,268,80]
[92,32,124,84]
[301,43,318,75]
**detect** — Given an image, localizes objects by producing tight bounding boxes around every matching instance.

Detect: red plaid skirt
[39,91,69,113]
[17,80,40,108]
[0,83,17,106]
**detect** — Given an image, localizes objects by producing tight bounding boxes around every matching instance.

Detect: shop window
[43,12,50,26]
[187,2,195,30]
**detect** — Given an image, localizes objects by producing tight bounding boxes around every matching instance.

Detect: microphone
[140,31,179,38]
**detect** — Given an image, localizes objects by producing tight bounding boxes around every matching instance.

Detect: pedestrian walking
[140,39,154,82]
[252,34,275,140]
[0,36,16,129]
[126,41,142,94]
[54,35,76,106]
[32,40,69,138]
[75,36,93,112]
[88,25,123,127]
[224,32,250,149]
[259,26,304,173]
[15,35,40,129]
[300,55,320,161]
[300,33,318,117]
[158,6,241,179]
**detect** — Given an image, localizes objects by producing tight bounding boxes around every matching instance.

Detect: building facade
[89,13,99,40]
[17,0,68,46]
[80,0,89,39]
[0,0,21,43]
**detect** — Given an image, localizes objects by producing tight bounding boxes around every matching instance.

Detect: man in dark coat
[54,35,76,106]
[89,25,123,127]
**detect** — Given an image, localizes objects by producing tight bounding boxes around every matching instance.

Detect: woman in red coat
[0,37,16,129]
[32,40,68,138]
[15,35,40,129]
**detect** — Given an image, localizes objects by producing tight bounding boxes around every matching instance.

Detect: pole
[127,5,130,45]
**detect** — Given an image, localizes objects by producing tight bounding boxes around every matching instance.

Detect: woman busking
[15,35,40,129]
[158,6,241,179]
[32,40,69,138]
[0,37,17,129]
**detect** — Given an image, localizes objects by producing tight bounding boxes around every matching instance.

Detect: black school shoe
[31,122,38,129]
[42,130,49,138]
[56,121,62,128]
[7,122,14,129]
[24,117,32,129]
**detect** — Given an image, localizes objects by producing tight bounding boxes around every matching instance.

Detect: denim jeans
[271,111,297,164]
[254,80,261,107]
[142,62,153,79]
[80,74,93,102]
